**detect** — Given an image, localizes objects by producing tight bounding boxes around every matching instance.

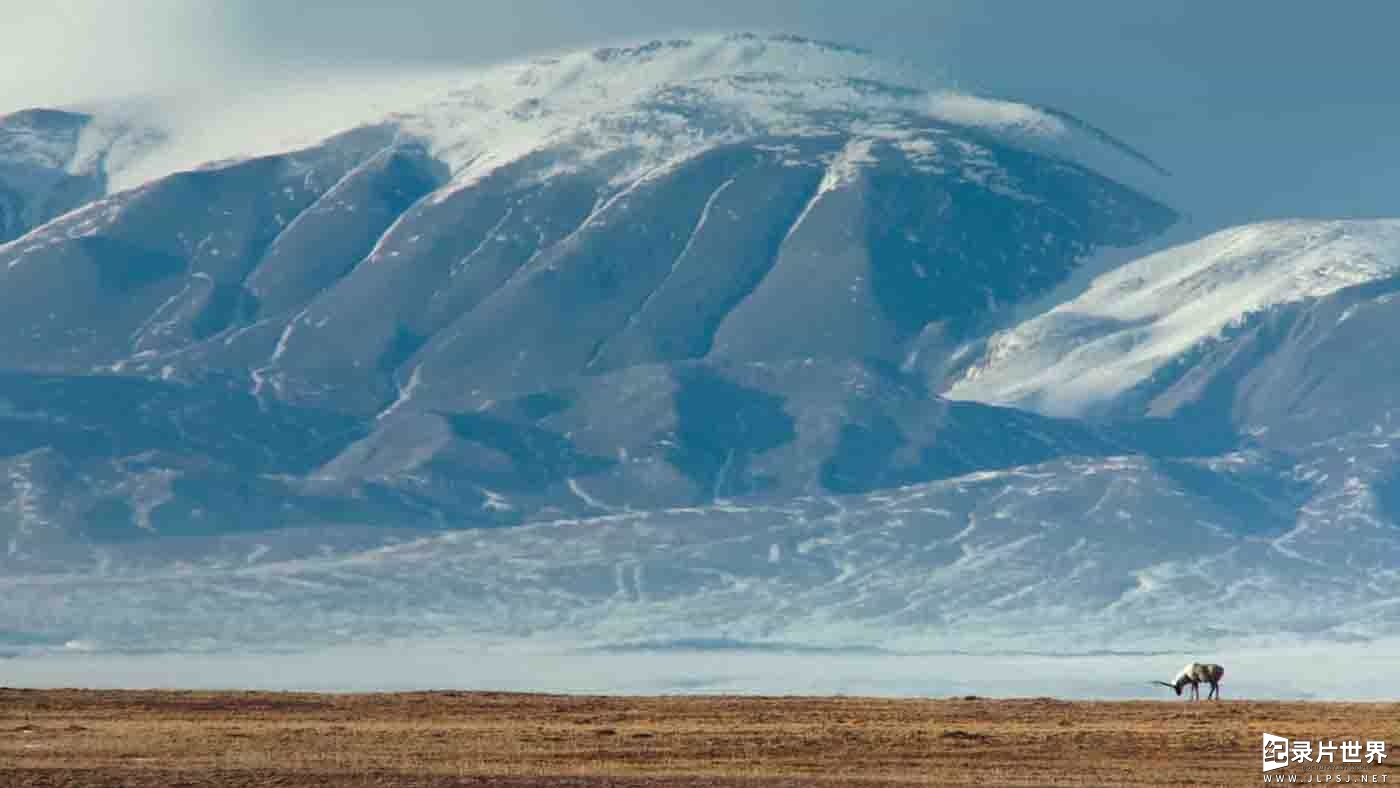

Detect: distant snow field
[4,638,1398,700]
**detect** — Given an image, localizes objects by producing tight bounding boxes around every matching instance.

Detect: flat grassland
[2,689,1398,786]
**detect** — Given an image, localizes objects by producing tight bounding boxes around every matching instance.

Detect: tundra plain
[3,689,1399,786]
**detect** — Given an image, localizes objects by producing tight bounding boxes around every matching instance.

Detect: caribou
[1153,662,1224,701]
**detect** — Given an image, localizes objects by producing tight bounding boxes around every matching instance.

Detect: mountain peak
[579,33,882,73]
[383,32,1168,207]
[3,34,1167,205]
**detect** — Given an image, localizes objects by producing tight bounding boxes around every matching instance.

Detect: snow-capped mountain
[2,34,1395,657]
[0,34,1174,548]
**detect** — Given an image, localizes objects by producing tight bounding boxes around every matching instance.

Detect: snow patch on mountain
[948,220,1400,417]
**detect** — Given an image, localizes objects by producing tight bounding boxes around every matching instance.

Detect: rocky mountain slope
[0,35,1175,555]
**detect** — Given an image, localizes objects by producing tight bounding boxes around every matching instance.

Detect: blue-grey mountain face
[9,35,1387,656]
[0,37,1175,560]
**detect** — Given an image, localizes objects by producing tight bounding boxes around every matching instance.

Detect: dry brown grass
[2,689,1398,786]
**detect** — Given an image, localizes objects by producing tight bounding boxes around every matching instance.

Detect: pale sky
[3,0,1397,230]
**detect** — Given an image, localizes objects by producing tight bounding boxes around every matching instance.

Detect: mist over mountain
[2,34,1394,658]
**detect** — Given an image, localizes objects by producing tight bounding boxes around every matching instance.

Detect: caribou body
[1154,662,1224,701]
